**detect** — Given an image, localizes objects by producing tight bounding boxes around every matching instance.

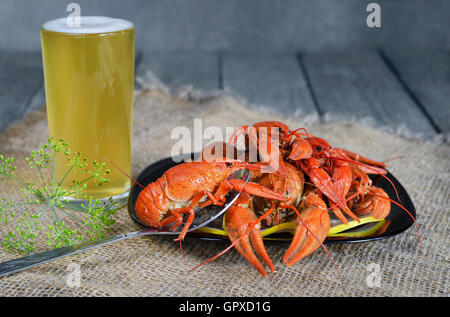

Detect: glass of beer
[41,16,135,206]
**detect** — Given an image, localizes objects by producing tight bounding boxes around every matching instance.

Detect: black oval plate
[128,155,416,244]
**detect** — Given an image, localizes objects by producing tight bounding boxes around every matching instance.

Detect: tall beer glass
[41,17,135,205]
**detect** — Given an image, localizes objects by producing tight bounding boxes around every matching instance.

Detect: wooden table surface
[0,50,448,139]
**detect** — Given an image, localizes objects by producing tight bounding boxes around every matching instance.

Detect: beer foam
[42,16,133,34]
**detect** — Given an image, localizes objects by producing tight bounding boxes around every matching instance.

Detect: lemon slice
[328,219,386,238]
[328,215,383,235]
[195,226,227,236]
[194,213,386,239]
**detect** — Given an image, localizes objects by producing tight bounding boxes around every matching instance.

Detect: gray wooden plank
[222,53,318,118]
[0,51,43,132]
[136,52,219,92]
[383,50,450,135]
[303,52,437,138]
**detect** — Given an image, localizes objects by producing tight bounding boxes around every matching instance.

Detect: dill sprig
[0,138,119,254]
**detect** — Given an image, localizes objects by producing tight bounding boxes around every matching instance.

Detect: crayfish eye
[355,176,362,182]
[316,146,323,152]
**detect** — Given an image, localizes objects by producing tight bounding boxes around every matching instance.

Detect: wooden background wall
[0,0,448,52]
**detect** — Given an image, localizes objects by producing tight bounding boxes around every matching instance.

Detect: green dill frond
[0,138,119,255]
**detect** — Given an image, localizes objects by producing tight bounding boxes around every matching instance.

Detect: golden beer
[41,17,134,202]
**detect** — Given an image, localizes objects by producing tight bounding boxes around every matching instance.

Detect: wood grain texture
[0,51,43,132]
[0,49,446,140]
[383,51,450,135]
[222,53,317,118]
[136,51,219,91]
[303,51,438,138]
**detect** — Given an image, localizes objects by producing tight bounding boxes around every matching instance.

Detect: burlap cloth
[0,87,448,297]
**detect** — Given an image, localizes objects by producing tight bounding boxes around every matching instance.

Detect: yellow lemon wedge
[328,215,384,235]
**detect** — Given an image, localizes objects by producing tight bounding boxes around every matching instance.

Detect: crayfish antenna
[382,155,405,164]
[179,240,186,261]
[287,127,311,139]
[100,157,146,189]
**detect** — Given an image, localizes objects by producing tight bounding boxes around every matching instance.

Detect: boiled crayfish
[215,121,416,277]
[130,120,416,279]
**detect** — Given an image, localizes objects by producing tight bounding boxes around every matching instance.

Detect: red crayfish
[120,120,419,280]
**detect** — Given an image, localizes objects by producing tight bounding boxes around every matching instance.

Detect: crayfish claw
[283,194,330,266]
[225,205,274,276]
